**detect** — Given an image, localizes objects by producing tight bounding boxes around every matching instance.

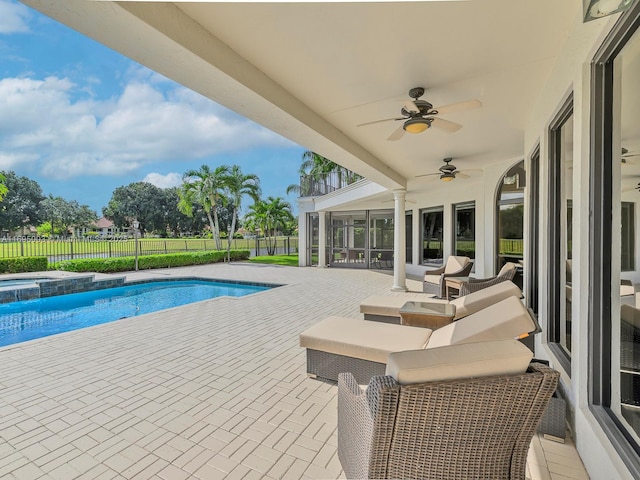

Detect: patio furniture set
[299,256,560,479]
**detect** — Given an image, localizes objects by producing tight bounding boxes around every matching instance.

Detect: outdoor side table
[445,276,470,299]
[399,301,456,329]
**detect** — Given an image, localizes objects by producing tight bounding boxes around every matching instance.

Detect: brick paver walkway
[0,264,588,479]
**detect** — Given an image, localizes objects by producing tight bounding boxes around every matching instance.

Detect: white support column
[318,212,327,268]
[392,189,407,291]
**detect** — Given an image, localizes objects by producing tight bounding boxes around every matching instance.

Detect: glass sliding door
[369,210,394,269]
[454,202,476,261]
[330,212,367,268]
[307,213,319,266]
[421,207,444,266]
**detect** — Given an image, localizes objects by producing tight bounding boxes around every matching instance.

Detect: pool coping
[0,273,284,305]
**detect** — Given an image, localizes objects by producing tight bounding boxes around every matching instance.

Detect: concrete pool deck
[0,264,588,479]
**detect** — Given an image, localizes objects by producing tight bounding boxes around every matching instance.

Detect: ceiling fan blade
[357,117,402,127]
[387,125,406,141]
[459,168,483,176]
[415,172,440,178]
[434,99,482,115]
[622,153,640,158]
[456,172,470,179]
[403,100,420,113]
[431,117,463,133]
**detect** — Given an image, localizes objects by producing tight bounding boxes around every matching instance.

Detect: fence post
[287,237,290,255]
[165,241,168,254]
[20,240,24,257]
[70,240,74,260]
[185,240,188,252]
[255,238,259,257]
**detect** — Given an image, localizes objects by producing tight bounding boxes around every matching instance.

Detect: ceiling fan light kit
[440,173,455,182]
[403,117,431,134]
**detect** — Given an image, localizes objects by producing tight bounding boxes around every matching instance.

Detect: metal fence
[0,237,299,262]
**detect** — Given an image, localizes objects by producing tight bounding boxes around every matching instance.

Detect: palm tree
[223,165,261,261]
[245,196,294,255]
[286,151,362,196]
[178,164,230,250]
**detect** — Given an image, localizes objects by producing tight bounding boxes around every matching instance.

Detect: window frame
[547,93,574,373]
[590,2,640,473]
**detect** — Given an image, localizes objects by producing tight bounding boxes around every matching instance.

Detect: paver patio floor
[0,264,588,479]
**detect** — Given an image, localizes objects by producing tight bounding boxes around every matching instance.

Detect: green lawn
[248,254,299,266]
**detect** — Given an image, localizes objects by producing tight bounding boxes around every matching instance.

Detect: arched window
[496,161,525,289]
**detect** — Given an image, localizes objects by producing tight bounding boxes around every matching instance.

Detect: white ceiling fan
[356,87,481,142]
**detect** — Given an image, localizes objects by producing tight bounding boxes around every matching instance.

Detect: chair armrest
[338,373,400,480]
[424,265,446,279]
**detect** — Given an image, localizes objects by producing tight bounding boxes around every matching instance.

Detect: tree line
[0,164,296,256]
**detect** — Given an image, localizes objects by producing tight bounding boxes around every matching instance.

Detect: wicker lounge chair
[360,280,521,324]
[337,340,559,480]
[423,255,473,297]
[458,261,518,296]
[300,295,538,383]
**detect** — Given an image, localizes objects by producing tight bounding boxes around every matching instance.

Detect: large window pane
[497,161,525,290]
[454,203,475,260]
[406,212,413,264]
[614,26,640,442]
[422,208,443,266]
[307,213,319,266]
[549,97,573,362]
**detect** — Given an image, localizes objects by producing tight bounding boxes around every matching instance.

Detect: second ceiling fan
[357,87,481,141]
[416,158,482,182]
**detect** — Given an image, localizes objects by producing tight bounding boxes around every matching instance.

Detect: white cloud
[142,172,183,189]
[0,75,295,179]
[0,1,30,34]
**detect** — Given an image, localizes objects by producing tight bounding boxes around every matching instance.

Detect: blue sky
[0,0,306,216]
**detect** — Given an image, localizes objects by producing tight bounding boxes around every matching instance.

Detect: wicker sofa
[423,255,473,297]
[337,340,559,480]
[300,295,537,383]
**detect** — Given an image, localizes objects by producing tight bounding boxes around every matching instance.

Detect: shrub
[52,250,250,273]
[0,256,48,273]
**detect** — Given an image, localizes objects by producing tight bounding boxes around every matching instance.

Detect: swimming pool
[0,279,271,347]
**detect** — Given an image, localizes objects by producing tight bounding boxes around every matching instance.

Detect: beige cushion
[621,304,640,330]
[444,255,469,274]
[620,283,635,297]
[385,339,533,385]
[360,293,441,317]
[498,262,517,277]
[450,280,522,319]
[424,274,442,285]
[299,316,433,363]
[426,296,535,349]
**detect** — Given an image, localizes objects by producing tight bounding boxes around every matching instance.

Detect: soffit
[22,0,581,192]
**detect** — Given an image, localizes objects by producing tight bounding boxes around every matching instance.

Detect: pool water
[0,280,270,347]
[0,279,47,287]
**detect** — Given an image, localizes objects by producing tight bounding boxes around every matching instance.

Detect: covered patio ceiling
[23,0,581,193]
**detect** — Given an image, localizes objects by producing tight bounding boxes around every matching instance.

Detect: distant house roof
[94,217,114,228]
